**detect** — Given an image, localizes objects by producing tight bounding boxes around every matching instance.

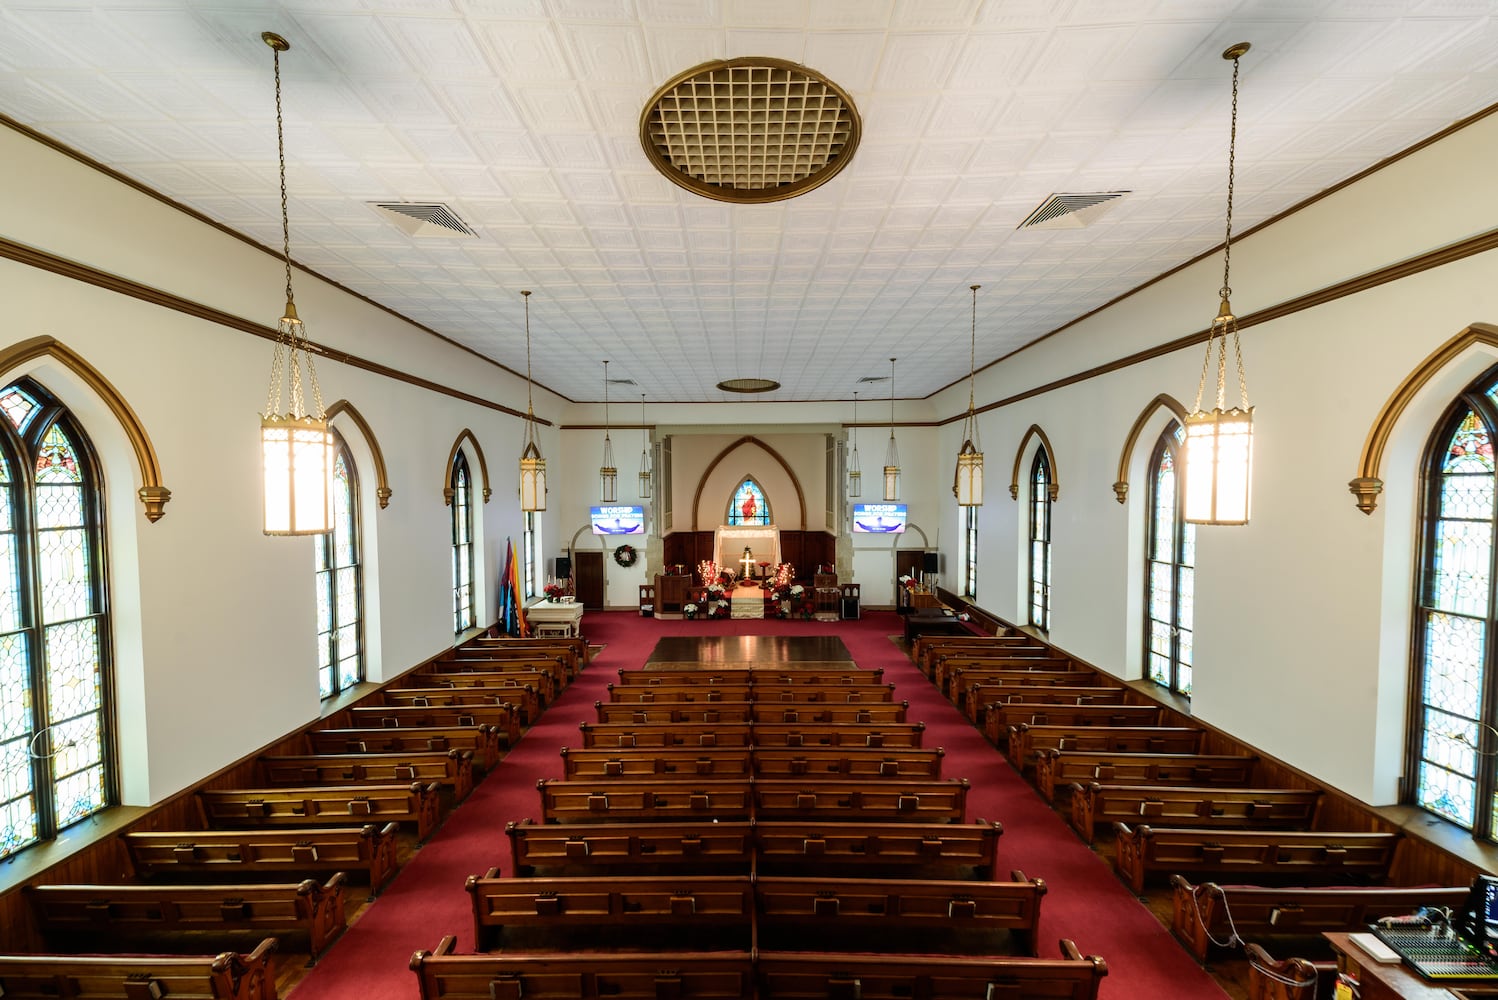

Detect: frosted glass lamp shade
[520,443,546,512]
[262,414,333,535]
[1184,406,1253,525]
[956,441,984,507]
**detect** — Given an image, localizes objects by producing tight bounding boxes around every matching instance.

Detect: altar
[714,524,780,579]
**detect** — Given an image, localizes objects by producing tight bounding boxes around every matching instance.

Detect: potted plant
[683,602,698,621]
[543,580,567,603]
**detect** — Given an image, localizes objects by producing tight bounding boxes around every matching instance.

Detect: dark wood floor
[644,635,852,666]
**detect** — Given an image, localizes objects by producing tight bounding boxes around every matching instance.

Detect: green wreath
[613,543,638,568]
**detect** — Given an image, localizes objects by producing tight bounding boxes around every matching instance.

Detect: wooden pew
[1005,724,1203,767]
[595,702,756,725]
[751,722,926,748]
[753,778,969,824]
[198,782,442,842]
[754,702,909,724]
[756,943,1108,1000]
[1169,876,1469,964]
[1069,785,1322,844]
[606,683,755,703]
[410,940,753,1000]
[578,722,755,748]
[613,667,884,686]
[26,875,347,959]
[559,746,754,780]
[968,686,1127,727]
[416,669,557,707]
[347,703,521,747]
[507,819,756,875]
[949,667,1094,711]
[308,724,505,771]
[1241,943,1334,1000]
[469,634,587,668]
[982,703,1161,739]
[466,872,754,949]
[0,938,278,1000]
[750,683,898,704]
[260,748,475,801]
[384,685,539,727]
[122,824,399,892]
[756,872,1046,956]
[942,658,1074,699]
[432,658,569,695]
[1034,749,1258,801]
[913,635,1040,678]
[1111,823,1402,895]
[538,779,754,823]
[754,819,1002,879]
[751,747,943,779]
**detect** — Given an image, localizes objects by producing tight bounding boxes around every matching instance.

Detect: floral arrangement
[683,602,699,620]
[899,574,916,591]
[698,560,721,587]
[771,563,794,592]
[711,602,730,619]
[706,582,725,598]
[614,544,638,568]
[543,580,568,601]
[790,584,804,598]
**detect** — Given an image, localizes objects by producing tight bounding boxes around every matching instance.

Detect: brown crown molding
[0,235,552,427]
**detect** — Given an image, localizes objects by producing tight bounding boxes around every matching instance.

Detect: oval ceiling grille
[641,58,861,204]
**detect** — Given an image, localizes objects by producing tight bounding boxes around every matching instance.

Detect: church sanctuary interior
[8,2,1498,999]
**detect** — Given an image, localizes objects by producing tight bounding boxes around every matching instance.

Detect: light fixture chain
[968,284,979,414]
[522,290,535,422]
[265,334,286,416]
[1232,321,1250,408]
[1215,330,1229,411]
[1192,328,1213,413]
[1220,52,1240,302]
[273,45,293,309]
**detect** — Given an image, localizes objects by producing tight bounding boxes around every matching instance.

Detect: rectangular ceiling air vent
[1017,191,1129,230]
[369,201,478,238]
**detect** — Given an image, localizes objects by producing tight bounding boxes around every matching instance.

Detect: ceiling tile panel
[389,17,495,77]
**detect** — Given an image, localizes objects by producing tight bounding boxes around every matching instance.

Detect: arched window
[316,433,362,699]
[1411,367,1498,837]
[451,451,474,633]
[1145,421,1194,697]
[1029,448,1053,632]
[0,378,111,861]
[728,478,771,525]
[961,506,978,598]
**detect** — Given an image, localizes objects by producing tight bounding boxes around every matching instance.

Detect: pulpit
[654,573,692,617]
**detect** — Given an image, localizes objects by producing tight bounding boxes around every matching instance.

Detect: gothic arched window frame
[727,477,771,526]
[0,376,113,861]
[1144,421,1195,697]
[451,450,475,634]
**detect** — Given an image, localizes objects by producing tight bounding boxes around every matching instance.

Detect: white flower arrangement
[684,603,698,613]
[790,584,804,597]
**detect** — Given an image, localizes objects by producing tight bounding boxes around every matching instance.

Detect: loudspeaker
[922,552,939,574]
[554,556,572,578]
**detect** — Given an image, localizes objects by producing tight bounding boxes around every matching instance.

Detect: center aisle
[291,611,1226,1000]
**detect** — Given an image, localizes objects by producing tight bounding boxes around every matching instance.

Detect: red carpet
[290,611,1226,1000]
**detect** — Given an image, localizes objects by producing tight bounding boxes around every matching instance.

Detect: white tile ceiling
[1,1,1497,402]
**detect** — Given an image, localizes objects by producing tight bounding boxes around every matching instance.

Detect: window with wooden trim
[523,511,538,598]
[961,504,978,598]
[315,432,362,700]
[451,451,474,633]
[1410,367,1498,838]
[1145,421,1194,697]
[1029,447,1052,632]
[0,378,112,861]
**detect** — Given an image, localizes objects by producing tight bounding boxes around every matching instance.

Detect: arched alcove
[1112,394,1189,504]
[690,436,806,529]
[1009,424,1060,501]
[443,428,492,504]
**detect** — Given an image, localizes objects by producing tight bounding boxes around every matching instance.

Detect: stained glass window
[1145,422,1195,697]
[962,505,978,598]
[1029,448,1053,632]
[727,479,771,525]
[0,378,110,862]
[315,435,362,700]
[1412,377,1498,839]
[523,512,538,599]
[452,451,474,634]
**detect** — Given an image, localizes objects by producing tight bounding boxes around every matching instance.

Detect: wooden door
[574,550,605,610]
[895,550,926,611]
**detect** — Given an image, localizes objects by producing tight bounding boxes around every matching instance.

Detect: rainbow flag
[499,539,529,638]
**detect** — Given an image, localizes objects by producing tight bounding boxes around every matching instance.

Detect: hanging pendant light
[259,31,333,536]
[883,357,900,501]
[1184,42,1254,526]
[600,360,617,503]
[518,290,547,512]
[638,393,652,500]
[955,284,984,507]
[847,391,862,498]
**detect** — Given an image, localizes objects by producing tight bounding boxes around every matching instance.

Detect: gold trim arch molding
[326,400,392,509]
[443,429,492,505]
[1009,425,1061,501]
[1351,322,1498,514]
[0,336,170,521]
[690,436,807,531]
[1112,393,1189,504]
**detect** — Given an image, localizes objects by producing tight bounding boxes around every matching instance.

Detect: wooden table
[1327,931,1498,999]
[525,599,584,638]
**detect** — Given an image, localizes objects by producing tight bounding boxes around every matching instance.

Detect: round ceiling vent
[640,57,861,204]
[717,378,781,394]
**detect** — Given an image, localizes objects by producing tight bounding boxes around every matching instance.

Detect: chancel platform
[645,635,853,669]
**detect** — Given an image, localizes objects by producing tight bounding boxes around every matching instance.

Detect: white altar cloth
[729,584,765,619]
[715,524,780,578]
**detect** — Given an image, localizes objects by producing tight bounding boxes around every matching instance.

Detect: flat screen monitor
[851,503,907,534]
[590,505,645,535]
